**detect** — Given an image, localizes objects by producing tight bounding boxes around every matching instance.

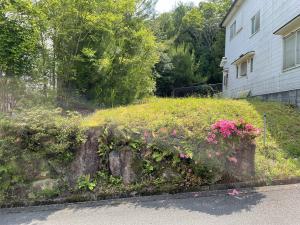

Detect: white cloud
[155,0,203,13]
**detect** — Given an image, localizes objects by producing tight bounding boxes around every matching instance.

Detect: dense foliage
[0,0,159,107]
[0,0,232,105]
[153,0,231,96]
[0,0,39,77]
[0,108,85,202]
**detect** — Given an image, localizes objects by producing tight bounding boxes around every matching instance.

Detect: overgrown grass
[83,97,300,179]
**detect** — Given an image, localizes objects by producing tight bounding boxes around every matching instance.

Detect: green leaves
[182,8,204,31]
[154,0,232,96]
[0,0,40,77]
[36,0,159,106]
[143,160,155,174]
[77,175,97,191]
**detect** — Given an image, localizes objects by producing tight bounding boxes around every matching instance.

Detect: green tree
[0,0,39,77]
[176,0,231,83]
[156,44,206,96]
[152,12,175,40]
[37,0,159,106]
[154,0,231,96]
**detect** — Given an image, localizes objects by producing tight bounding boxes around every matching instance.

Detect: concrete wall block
[288,90,297,105]
[256,89,300,108]
[297,90,300,108]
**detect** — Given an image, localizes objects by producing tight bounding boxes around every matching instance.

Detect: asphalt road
[1,184,299,225]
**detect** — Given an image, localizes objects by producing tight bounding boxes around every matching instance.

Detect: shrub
[205,119,261,180]
[77,175,97,192]
[207,119,260,144]
[0,107,86,201]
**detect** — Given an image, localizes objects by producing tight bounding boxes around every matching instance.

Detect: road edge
[1,176,300,209]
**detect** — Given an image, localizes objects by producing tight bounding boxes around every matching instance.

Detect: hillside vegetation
[1,97,299,205]
[84,98,300,179]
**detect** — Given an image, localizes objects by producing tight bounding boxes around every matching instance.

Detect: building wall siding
[223,0,300,101]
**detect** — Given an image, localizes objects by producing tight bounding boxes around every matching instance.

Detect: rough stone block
[226,138,256,181]
[70,128,102,183]
[32,179,58,192]
[109,151,121,177]
[108,147,138,185]
[120,148,137,185]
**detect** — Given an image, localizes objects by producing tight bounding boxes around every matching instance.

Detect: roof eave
[231,51,255,65]
[220,0,243,28]
[274,14,300,35]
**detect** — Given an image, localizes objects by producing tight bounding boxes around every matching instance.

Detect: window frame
[230,21,237,40]
[235,62,247,79]
[283,28,300,72]
[240,61,248,77]
[250,57,254,72]
[251,11,260,36]
[297,30,300,64]
[223,72,229,88]
[235,58,253,79]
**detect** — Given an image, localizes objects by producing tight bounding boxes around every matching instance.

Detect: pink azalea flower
[143,130,149,139]
[207,119,260,145]
[207,137,214,143]
[228,157,238,164]
[179,153,186,159]
[171,129,177,137]
[228,189,240,196]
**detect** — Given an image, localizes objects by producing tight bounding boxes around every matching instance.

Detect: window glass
[236,65,239,78]
[251,12,260,35]
[250,58,254,72]
[297,31,300,64]
[224,73,228,87]
[255,12,260,32]
[251,17,255,34]
[240,61,247,76]
[230,21,236,40]
[284,33,296,70]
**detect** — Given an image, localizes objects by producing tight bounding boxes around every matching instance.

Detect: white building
[220,0,300,106]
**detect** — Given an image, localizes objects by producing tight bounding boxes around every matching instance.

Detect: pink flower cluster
[212,120,237,138]
[207,119,260,144]
[179,153,191,159]
[244,123,260,135]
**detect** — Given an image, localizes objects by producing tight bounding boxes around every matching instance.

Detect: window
[284,34,296,69]
[240,61,247,76]
[230,21,236,40]
[283,30,300,70]
[251,11,260,35]
[235,62,246,78]
[297,31,300,64]
[250,58,254,72]
[223,72,229,88]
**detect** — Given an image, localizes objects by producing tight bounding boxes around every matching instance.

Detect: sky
[155,0,203,13]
